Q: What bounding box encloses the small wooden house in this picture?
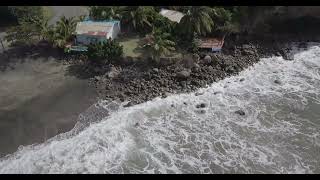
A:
[65,20,121,52]
[198,36,225,52]
[75,20,121,45]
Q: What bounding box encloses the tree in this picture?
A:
[142,28,176,62]
[121,6,156,33]
[178,6,214,37]
[88,6,124,21]
[87,39,123,64]
[5,14,50,45]
[8,6,45,23]
[50,16,77,48]
[209,7,240,35]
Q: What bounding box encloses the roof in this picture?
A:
[159,9,185,23]
[198,38,224,49]
[75,20,119,36]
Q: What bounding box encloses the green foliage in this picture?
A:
[49,16,77,48]
[8,6,45,23]
[88,6,123,21]
[4,6,52,45]
[142,28,176,62]
[152,13,176,34]
[87,39,123,64]
[178,6,214,37]
[121,6,156,34]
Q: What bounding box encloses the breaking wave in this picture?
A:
[0,43,320,174]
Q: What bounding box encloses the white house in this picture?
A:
[75,20,121,45]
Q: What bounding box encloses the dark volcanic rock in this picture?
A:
[235,110,245,116]
[196,103,207,108]
[211,54,220,65]
[203,55,212,65]
[176,69,191,79]
[195,92,204,96]
[92,33,304,107]
[197,109,206,114]
[274,79,282,84]
[107,66,120,79]
[124,101,134,107]
[192,63,201,72]
[213,91,222,95]
[152,68,159,73]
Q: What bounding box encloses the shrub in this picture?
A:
[87,39,123,64]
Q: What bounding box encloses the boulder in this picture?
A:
[176,69,191,79]
[211,54,220,65]
[192,54,200,63]
[235,110,245,116]
[152,68,159,73]
[124,101,134,107]
[196,109,206,114]
[242,44,257,55]
[274,79,282,84]
[196,103,207,108]
[107,66,120,79]
[203,55,212,64]
[94,76,101,81]
[182,55,196,68]
[195,92,204,96]
[192,63,201,72]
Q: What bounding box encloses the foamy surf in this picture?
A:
[0,43,320,174]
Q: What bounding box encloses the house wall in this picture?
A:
[112,22,121,39]
[76,34,107,45]
[75,21,121,44]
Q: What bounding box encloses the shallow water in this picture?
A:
[0,43,319,174]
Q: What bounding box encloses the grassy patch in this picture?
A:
[118,35,145,58]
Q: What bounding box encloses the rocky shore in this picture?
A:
[87,36,304,107]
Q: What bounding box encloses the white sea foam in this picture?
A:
[0,43,320,174]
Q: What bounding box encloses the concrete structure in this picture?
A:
[159,9,185,23]
[75,20,121,45]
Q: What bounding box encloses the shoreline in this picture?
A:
[90,36,315,107]
[0,50,98,157]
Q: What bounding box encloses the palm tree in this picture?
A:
[142,28,176,62]
[121,6,155,32]
[89,6,123,21]
[178,6,214,37]
[52,16,77,48]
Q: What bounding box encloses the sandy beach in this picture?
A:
[0,55,98,157]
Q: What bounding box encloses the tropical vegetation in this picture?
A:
[87,39,124,64]
[142,28,176,62]
[3,6,305,63]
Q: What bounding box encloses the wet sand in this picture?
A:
[0,56,98,157]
